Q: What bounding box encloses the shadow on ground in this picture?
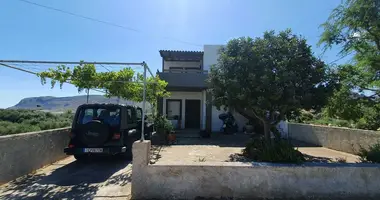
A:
[150,145,163,164]
[175,133,251,147]
[0,157,131,200]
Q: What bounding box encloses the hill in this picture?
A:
[9,95,149,111]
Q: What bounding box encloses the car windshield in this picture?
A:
[78,107,120,126]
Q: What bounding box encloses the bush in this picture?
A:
[153,115,173,132]
[242,136,305,163]
[358,141,380,163]
[0,109,73,135]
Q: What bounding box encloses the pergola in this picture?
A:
[0,59,155,141]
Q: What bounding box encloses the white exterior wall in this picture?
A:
[204,45,225,132]
[163,91,204,129]
[204,44,250,132]
[202,90,206,130]
[163,60,201,70]
[203,45,223,72]
[232,111,249,132]
[211,106,224,132]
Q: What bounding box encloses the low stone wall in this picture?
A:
[132,141,380,199]
[0,128,70,184]
[288,123,380,154]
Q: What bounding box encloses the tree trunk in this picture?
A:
[86,88,89,103]
[262,120,271,142]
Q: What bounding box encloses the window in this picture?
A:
[136,108,142,121]
[126,107,133,123]
[78,107,120,126]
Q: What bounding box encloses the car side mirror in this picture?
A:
[144,115,148,120]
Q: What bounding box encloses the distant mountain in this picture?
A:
[9,95,150,111]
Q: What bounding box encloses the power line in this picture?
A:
[99,64,111,72]
[0,59,143,65]
[17,0,203,47]
[0,62,106,94]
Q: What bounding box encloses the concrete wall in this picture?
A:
[289,123,380,154]
[0,128,70,184]
[132,141,380,199]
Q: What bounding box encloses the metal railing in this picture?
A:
[162,68,208,74]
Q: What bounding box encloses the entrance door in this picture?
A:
[185,100,201,129]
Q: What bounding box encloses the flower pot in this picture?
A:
[167,132,176,143]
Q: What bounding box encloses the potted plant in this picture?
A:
[153,115,174,145]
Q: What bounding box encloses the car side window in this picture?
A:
[126,107,133,124]
[136,108,142,121]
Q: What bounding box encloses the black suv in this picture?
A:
[64,103,152,161]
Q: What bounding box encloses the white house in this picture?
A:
[157,45,248,132]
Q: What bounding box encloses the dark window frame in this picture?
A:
[166,99,182,120]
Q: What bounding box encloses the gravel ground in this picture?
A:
[150,133,360,164]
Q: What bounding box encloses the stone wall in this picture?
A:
[132,141,380,200]
[288,123,380,154]
[0,128,70,184]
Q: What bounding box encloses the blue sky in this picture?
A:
[0,0,346,108]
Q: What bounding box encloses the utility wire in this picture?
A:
[0,62,106,94]
[17,0,203,47]
[99,64,111,72]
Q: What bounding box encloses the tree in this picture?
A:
[208,30,327,141]
[37,62,169,115]
[132,74,170,116]
[319,0,380,98]
[318,0,380,129]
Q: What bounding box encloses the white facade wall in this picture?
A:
[163,91,204,129]
[163,60,201,70]
[203,45,223,71]
[204,44,250,132]
[211,106,225,132]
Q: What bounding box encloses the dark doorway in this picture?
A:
[185,100,201,129]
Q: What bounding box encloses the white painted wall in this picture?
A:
[203,45,223,72]
[163,91,204,129]
[201,90,206,130]
[232,111,249,132]
[211,106,224,132]
[163,61,201,70]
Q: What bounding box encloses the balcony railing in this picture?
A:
[163,68,208,74]
[157,69,208,90]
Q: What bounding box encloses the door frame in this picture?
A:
[166,99,182,120]
[185,99,201,129]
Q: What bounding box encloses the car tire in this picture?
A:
[74,154,89,162]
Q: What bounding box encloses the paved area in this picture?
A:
[0,156,132,200]
[151,133,360,164]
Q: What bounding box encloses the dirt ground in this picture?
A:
[150,133,360,164]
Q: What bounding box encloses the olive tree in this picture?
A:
[208,30,327,141]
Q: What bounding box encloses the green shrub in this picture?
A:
[358,141,380,163]
[0,109,73,135]
[153,115,173,132]
[242,136,305,163]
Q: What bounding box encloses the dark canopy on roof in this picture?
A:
[159,50,203,61]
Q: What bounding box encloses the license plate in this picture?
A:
[83,148,103,153]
